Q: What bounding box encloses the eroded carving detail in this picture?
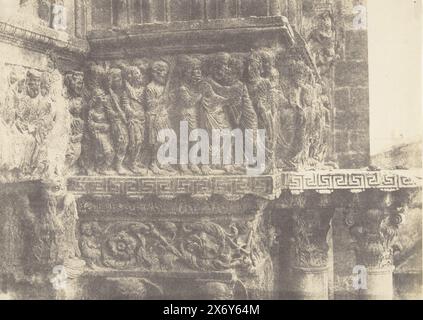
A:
[290,208,333,269]
[0,62,70,182]
[62,50,332,176]
[344,193,405,269]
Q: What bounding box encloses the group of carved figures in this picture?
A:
[80,50,331,176]
[0,61,73,180]
[0,48,331,179]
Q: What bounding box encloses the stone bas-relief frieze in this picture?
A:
[0,38,334,181]
[76,50,332,177]
[0,61,71,183]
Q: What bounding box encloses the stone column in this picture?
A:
[287,194,335,300]
[344,190,408,300]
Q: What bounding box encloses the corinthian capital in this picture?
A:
[290,208,334,269]
[344,190,410,270]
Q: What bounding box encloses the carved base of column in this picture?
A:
[289,266,329,300]
[76,268,274,300]
[358,267,394,300]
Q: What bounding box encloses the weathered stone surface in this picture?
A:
[335,61,369,87]
[345,30,368,61]
[0,0,420,301]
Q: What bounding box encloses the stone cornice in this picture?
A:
[66,170,421,200]
[87,16,295,59]
[0,20,89,59]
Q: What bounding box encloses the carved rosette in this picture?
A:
[79,215,270,275]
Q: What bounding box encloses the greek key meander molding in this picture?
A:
[67,170,421,199]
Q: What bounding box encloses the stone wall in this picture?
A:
[333,0,370,168]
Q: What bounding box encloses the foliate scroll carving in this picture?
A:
[344,193,405,270]
[79,215,270,275]
[76,195,259,217]
[290,208,334,269]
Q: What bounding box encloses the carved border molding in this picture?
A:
[67,170,421,199]
[280,170,421,194]
[67,175,278,200]
[87,16,295,58]
[0,20,89,58]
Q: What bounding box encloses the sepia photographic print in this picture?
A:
[0,0,421,303]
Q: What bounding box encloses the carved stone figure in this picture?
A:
[307,11,338,81]
[176,55,204,174]
[80,222,102,269]
[2,69,26,126]
[31,179,84,270]
[301,82,329,167]
[44,55,72,178]
[259,49,284,98]
[246,50,276,173]
[122,65,147,174]
[17,70,55,175]
[202,52,257,174]
[64,71,85,174]
[0,69,27,173]
[144,60,177,175]
[106,68,131,175]
[87,88,115,174]
[275,60,308,170]
[80,64,107,175]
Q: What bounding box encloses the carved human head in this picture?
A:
[122,65,143,88]
[179,55,202,84]
[151,60,169,85]
[86,64,106,90]
[259,49,275,77]
[246,51,263,81]
[92,88,107,107]
[319,11,333,32]
[108,68,124,91]
[26,70,41,98]
[212,52,231,85]
[64,71,84,97]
